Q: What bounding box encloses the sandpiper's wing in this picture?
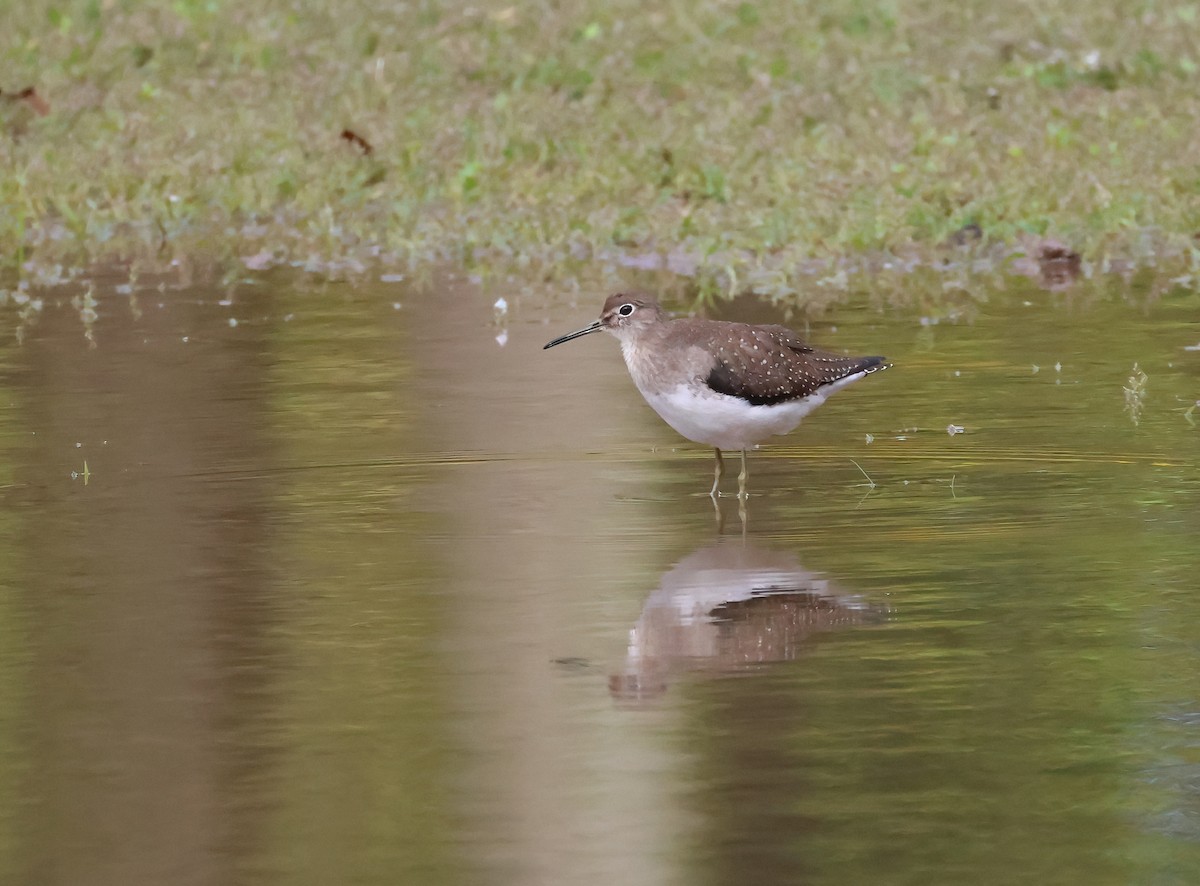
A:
[702,322,888,407]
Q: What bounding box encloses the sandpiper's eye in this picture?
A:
[618,303,635,317]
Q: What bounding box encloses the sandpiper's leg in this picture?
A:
[710,448,724,498]
[737,449,749,500]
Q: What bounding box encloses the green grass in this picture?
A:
[4,0,1200,299]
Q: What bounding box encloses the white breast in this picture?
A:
[635,372,868,451]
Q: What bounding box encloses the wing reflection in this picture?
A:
[611,539,884,701]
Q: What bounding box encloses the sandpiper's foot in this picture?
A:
[736,449,748,500]
[710,447,724,498]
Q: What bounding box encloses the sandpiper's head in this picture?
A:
[543,293,667,349]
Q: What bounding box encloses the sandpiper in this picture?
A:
[544,293,889,498]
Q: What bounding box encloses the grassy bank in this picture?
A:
[4,0,1200,297]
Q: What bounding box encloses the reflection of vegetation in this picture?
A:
[5,1,1200,296]
[1124,363,1148,426]
[70,286,98,347]
[5,290,43,345]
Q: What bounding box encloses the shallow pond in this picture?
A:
[0,270,1197,884]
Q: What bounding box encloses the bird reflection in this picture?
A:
[610,539,883,702]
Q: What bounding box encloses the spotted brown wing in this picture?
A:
[703,323,887,406]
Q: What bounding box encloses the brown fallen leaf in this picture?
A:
[1009,236,1083,291]
[1037,237,1081,288]
[947,222,983,247]
[340,128,373,155]
[1037,238,1080,265]
[1,86,50,116]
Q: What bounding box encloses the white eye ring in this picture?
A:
[618,303,635,316]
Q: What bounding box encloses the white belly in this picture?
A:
[635,373,867,451]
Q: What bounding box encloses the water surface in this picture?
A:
[0,271,1197,884]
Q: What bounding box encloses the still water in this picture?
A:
[0,270,1197,884]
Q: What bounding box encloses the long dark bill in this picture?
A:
[543,321,603,349]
